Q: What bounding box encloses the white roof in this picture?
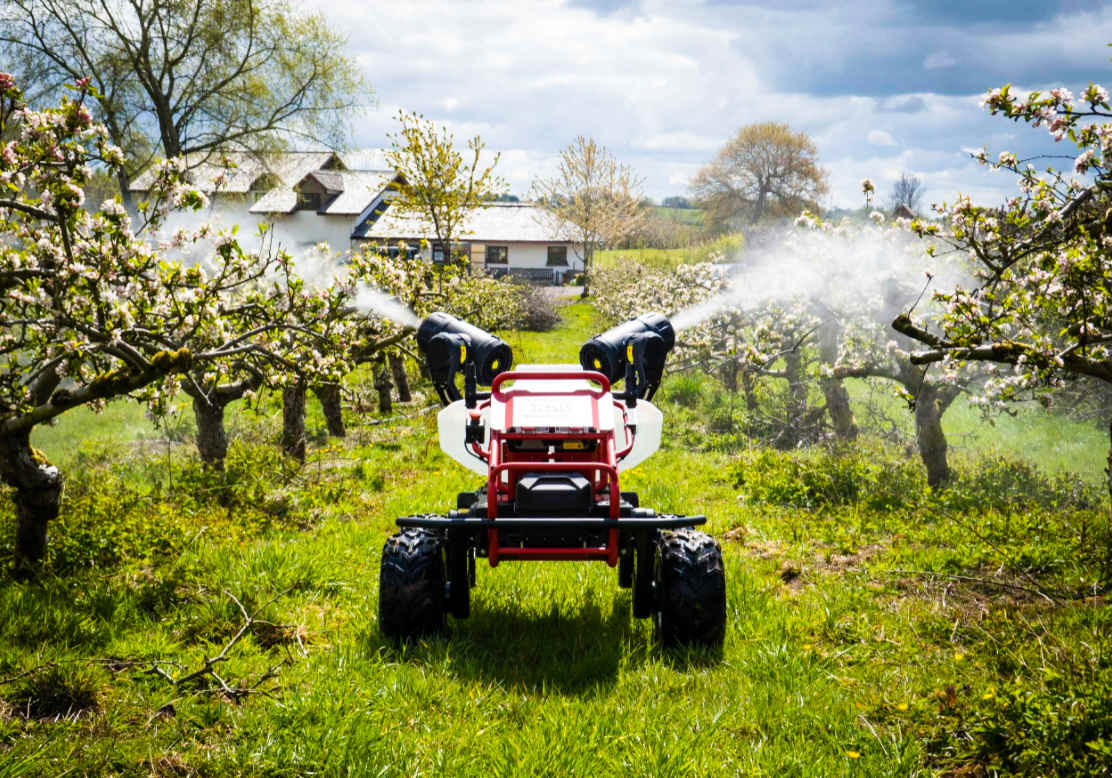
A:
[129,151,339,194]
[249,169,398,215]
[364,203,579,243]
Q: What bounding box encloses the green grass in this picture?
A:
[2,306,1111,776]
[595,233,744,271]
[652,206,704,226]
[845,377,1108,484]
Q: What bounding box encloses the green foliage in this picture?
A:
[664,373,704,408]
[385,110,504,256]
[732,445,1099,515]
[937,456,1102,514]
[956,663,1112,775]
[733,445,925,511]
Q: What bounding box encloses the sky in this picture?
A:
[309,0,1112,210]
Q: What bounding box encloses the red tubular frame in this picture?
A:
[484,370,625,568]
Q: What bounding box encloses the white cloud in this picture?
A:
[867,129,897,147]
[633,132,722,152]
[301,0,1105,207]
[923,50,959,70]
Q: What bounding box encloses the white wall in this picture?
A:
[262,211,355,256]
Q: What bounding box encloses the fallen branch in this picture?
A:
[883,568,1059,604]
[144,589,288,702]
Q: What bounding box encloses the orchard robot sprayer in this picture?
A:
[378,312,726,646]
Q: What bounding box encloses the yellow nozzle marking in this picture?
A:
[626,344,634,362]
[491,359,499,370]
[460,344,467,363]
[593,358,601,369]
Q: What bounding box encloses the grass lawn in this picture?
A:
[2,302,1110,776]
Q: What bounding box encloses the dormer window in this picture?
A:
[297,191,322,211]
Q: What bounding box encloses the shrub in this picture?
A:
[942,456,1101,513]
[949,666,1112,775]
[508,280,560,332]
[732,445,925,511]
[666,374,704,408]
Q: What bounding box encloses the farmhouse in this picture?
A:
[355,202,583,284]
[130,151,583,282]
[249,168,403,253]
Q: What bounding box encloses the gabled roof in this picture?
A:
[249,169,399,215]
[363,203,579,243]
[129,151,342,194]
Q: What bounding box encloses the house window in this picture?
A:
[382,242,418,260]
[486,245,508,264]
[296,191,321,211]
[432,243,446,264]
[546,246,568,267]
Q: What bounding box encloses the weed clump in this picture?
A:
[732,446,1100,515]
[3,664,99,720]
[732,445,924,511]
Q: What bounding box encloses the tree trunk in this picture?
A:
[389,354,412,403]
[313,384,345,438]
[0,431,63,565]
[780,345,808,448]
[192,394,229,469]
[1106,417,1112,502]
[741,369,759,413]
[282,382,306,462]
[719,358,739,392]
[821,376,859,441]
[373,360,393,415]
[818,314,858,440]
[914,383,951,489]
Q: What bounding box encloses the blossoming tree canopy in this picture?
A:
[0,75,354,563]
[892,76,1112,493]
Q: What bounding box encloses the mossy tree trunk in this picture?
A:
[389,354,411,403]
[833,360,960,490]
[313,383,345,438]
[191,394,230,469]
[913,381,959,489]
[0,430,63,565]
[282,381,307,462]
[183,379,258,470]
[1106,418,1112,502]
[374,359,393,415]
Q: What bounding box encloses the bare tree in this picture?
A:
[531,136,646,296]
[889,173,924,214]
[0,0,366,204]
[691,122,828,231]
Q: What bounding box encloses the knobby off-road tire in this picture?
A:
[655,528,726,648]
[379,528,446,640]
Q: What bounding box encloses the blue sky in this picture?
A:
[310,0,1112,209]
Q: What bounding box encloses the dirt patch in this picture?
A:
[885,567,1053,617]
[813,543,887,573]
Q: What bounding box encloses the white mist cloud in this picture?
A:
[670,225,969,332]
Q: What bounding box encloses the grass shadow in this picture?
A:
[372,594,651,697]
